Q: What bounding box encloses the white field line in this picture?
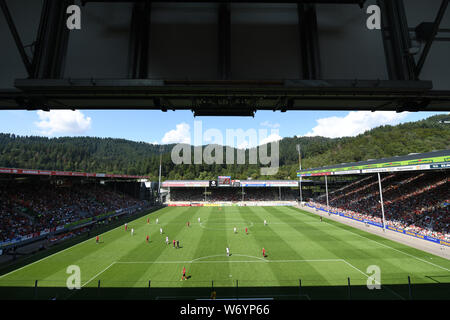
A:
[115,260,342,264]
[0,209,171,280]
[81,262,116,288]
[0,225,123,280]
[298,208,450,272]
[115,257,343,264]
[341,259,406,300]
[339,225,450,272]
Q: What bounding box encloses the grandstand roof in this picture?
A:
[298,149,450,176]
[0,167,149,180]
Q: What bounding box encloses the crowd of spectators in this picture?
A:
[170,187,298,202]
[0,182,149,243]
[312,171,449,240]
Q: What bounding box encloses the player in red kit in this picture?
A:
[146,235,149,242]
[124,223,127,231]
[181,266,187,280]
[147,218,150,224]
[262,248,266,258]
[245,227,248,235]
[96,235,99,243]
[187,221,190,227]
[173,239,176,248]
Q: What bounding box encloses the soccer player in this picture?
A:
[96,235,99,243]
[165,236,169,245]
[131,228,134,236]
[156,218,159,224]
[198,217,201,223]
[146,235,149,242]
[125,223,128,231]
[320,216,323,222]
[226,247,230,256]
[160,227,163,235]
[176,240,180,249]
[173,239,176,248]
[264,219,267,226]
[245,227,248,235]
[147,218,149,224]
[234,227,237,234]
[262,248,266,258]
[187,221,190,227]
[181,266,187,281]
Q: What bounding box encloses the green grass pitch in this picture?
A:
[0,206,449,300]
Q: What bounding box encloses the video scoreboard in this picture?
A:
[217,176,231,187]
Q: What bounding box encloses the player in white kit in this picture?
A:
[131,228,134,236]
[226,247,230,256]
[160,227,163,234]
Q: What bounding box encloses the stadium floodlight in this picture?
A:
[158,147,162,203]
[296,144,303,204]
[377,172,387,232]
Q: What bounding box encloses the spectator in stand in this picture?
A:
[311,171,449,240]
[0,182,149,243]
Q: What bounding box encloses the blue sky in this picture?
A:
[0,110,445,147]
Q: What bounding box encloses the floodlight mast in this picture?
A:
[325,175,329,213]
[158,150,162,203]
[297,144,303,204]
[378,172,387,232]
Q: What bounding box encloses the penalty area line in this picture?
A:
[81,262,116,288]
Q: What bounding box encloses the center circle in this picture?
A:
[199,219,254,230]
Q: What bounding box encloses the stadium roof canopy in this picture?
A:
[1,1,450,116]
[0,167,149,180]
[298,149,450,177]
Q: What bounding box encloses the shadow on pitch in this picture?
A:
[0,282,449,300]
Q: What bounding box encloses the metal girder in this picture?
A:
[128,1,151,79]
[218,3,231,80]
[32,0,73,79]
[415,0,449,78]
[81,0,365,4]
[378,0,416,81]
[0,0,33,76]
[297,2,321,80]
[2,78,448,115]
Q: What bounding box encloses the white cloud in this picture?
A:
[260,121,280,128]
[35,110,92,135]
[260,132,282,145]
[161,123,191,144]
[304,111,409,138]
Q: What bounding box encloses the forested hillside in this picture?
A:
[0,114,448,180]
